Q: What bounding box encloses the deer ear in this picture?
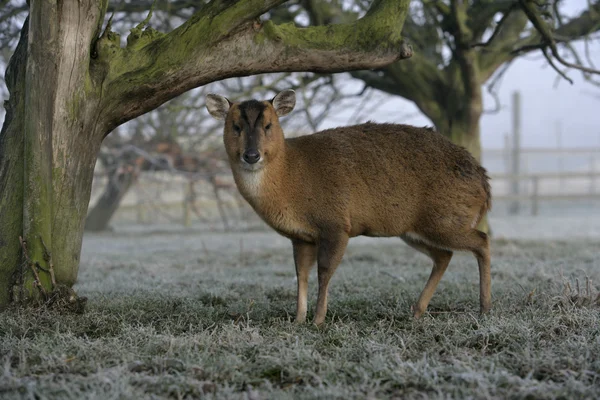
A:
[271,89,296,117]
[206,94,231,120]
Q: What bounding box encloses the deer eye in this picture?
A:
[265,123,272,130]
[233,124,241,136]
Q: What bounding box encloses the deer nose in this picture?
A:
[242,149,261,164]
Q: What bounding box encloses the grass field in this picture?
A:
[1,218,600,399]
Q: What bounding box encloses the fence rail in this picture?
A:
[490,172,600,215]
[484,147,600,155]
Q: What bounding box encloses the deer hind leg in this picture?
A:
[421,229,491,315]
[313,232,349,326]
[401,235,453,318]
[472,231,491,315]
[292,239,317,323]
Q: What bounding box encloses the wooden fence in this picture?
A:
[490,171,600,216]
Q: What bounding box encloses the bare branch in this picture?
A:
[467,0,518,41]
[471,6,516,48]
[483,59,514,114]
[542,47,573,84]
[450,0,480,103]
[516,0,600,78]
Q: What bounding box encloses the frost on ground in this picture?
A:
[1,215,599,399]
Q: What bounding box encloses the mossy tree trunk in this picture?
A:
[0,17,27,308]
[0,0,412,309]
[0,2,109,307]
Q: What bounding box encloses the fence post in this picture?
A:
[509,91,521,215]
[503,133,511,176]
[591,155,596,194]
[136,184,145,224]
[557,121,564,187]
[183,181,192,227]
[531,176,539,216]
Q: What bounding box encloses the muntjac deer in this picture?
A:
[206,90,492,325]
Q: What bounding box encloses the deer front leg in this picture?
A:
[313,232,349,326]
[292,239,317,323]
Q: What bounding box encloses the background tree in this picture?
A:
[0,0,412,309]
[301,0,600,160]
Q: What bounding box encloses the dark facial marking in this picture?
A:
[238,100,267,152]
[239,100,266,129]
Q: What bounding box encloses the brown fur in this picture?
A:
[210,93,492,325]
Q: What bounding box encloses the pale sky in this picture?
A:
[481,45,600,149]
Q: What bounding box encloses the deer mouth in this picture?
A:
[239,157,264,171]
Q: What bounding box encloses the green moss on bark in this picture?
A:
[256,3,407,52]
[0,18,28,308]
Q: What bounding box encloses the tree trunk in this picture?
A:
[22,1,60,300]
[0,18,27,309]
[438,117,482,161]
[1,2,107,307]
[85,166,139,232]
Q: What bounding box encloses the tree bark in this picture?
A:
[1,1,108,305]
[0,0,412,308]
[0,18,27,309]
[21,0,60,299]
[433,104,482,161]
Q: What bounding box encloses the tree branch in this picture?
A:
[467,0,517,41]
[450,0,480,103]
[541,46,573,84]
[350,51,446,124]
[478,10,529,81]
[96,0,412,131]
[552,0,600,39]
[478,0,600,84]
[483,59,513,114]
[471,5,516,48]
[450,0,473,46]
[518,0,600,77]
[106,0,199,14]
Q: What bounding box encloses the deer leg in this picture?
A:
[314,232,349,326]
[292,239,317,323]
[473,232,491,314]
[401,235,453,318]
[417,229,491,315]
